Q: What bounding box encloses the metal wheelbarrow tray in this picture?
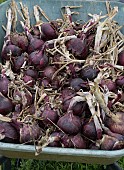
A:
[0,0,124,165]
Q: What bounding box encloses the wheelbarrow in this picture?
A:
[0,0,123,169]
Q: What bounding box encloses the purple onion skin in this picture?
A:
[61,88,75,103]
[13,89,33,108]
[105,112,124,136]
[24,69,38,79]
[81,65,98,81]
[71,134,86,149]
[20,123,41,143]
[100,135,117,150]
[70,78,89,92]
[48,132,64,147]
[0,122,19,143]
[41,23,58,40]
[10,33,29,51]
[0,73,9,96]
[28,37,44,54]
[89,143,100,150]
[72,102,86,117]
[115,76,124,88]
[12,53,26,73]
[62,99,71,112]
[42,108,59,124]
[61,134,73,148]
[29,50,48,69]
[2,45,22,60]
[100,79,117,92]
[57,112,82,135]
[41,78,50,87]
[118,50,124,66]
[43,66,56,80]
[0,92,13,115]
[82,120,97,140]
[66,38,88,60]
[23,75,35,87]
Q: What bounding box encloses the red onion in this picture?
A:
[12,53,27,73]
[71,134,86,149]
[0,122,19,143]
[23,75,35,87]
[70,78,88,92]
[115,76,124,88]
[71,101,87,117]
[100,79,117,92]
[42,107,59,124]
[41,78,50,87]
[81,65,98,80]
[57,111,81,135]
[24,68,38,79]
[13,89,32,108]
[82,119,97,140]
[28,35,44,54]
[61,88,75,103]
[0,73,9,96]
[118,50,124,66]
[66,38,88,59]
[29,49,48,69]
[48,132,63,147]
[61,134,73,148]
[20,123,41,143]
[41,22,58,40]
[0,92,13,115]
[100,135,117,150]
[105,112,124,136]
[43,66,56,80]
[1,44,22,60]
[10,33,29,51]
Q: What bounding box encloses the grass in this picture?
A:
[10,158,124,170]
[0,0,124,169]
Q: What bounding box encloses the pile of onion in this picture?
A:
[0,0,123,155]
